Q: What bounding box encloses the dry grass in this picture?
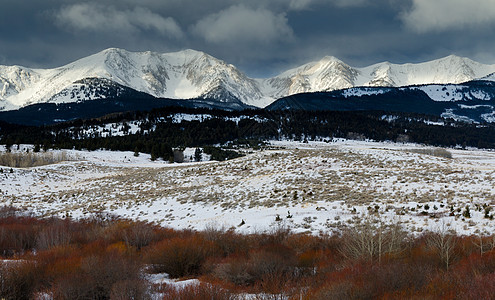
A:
[0,151,70,168]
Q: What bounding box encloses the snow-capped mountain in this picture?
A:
[0,48,264,111]
[1,48,495,112]
[259,56,359,99]
[259,55,495,100]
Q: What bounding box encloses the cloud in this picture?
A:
[330,0,368,8]
[401,0,495,33]
[54,3,183,38]
[191,4,294,45]
[288,0,314,10]
[274,0,369,10]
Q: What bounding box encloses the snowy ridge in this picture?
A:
[1,49,495,111]
[259,56,358,99]
[261,55,495,100]
[359,55,495,87]
[410,84,495,102]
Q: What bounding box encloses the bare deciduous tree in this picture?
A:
[122,221,155,250]
[472,232,495,257]
[340,218,408,263]
[35,220,72,250]
[425,223,457,271]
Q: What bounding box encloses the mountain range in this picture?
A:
[2,48,495,113]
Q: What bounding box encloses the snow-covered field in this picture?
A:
[2,140,495,235]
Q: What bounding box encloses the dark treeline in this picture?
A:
[1,107,495,159]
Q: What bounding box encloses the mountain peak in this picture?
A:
[319,56,342,63]
[101,47,127,53]
[433,54,472,63]
[98,47,134,58]
[432,54,478,66]
[441,54,465,60]
[174,49,207,56]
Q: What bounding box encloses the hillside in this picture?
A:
[267,80,495,123]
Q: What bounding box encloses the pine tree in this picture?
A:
[194,148,202,162]
[150,145,159,161]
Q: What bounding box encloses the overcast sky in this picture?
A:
[2,0,495,77]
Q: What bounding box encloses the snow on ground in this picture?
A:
[146,272,200,289]
[441,109,476,123]
[414,85,470,101]
[342,87,387,97]
[1,140,495,235]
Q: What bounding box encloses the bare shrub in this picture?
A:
[309,281,363,300]
[472,234,495,256]
[424,224,458,270]
[255,222,291,246]
[0,260,38,300]
[53,250,141,299]
[146,235,216,278]
[202,224,250,256]
[404,148,453,159]
[109,279,152,300]
[0,206,20,218]
[35,220,72,251]
[213,256,253,286]
[0,220,39,256]
[339,219,408,263]
[122,221,156,250]
[455,273,495,300]
[52,273,94,300]
[0,151,69,168]
[247,245,297,282]
[214,244,298,291]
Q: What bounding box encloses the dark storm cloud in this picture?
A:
[1,0,495,77]
[54,3,183,38]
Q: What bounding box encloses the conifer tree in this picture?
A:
[194,148,202,162]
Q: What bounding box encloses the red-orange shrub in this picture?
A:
[35,219,72,250]
[213,254,252,286]
[110,279,152,300]
[161,282,231,300]
[213,243,298,292]
[52,249,141,299]
[146,235,217,278]
[305,280,367,300]
[0,260,38,300]
[202,227,251,257]
[0,222,39,255]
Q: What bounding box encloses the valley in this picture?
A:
[2,140,495,236]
